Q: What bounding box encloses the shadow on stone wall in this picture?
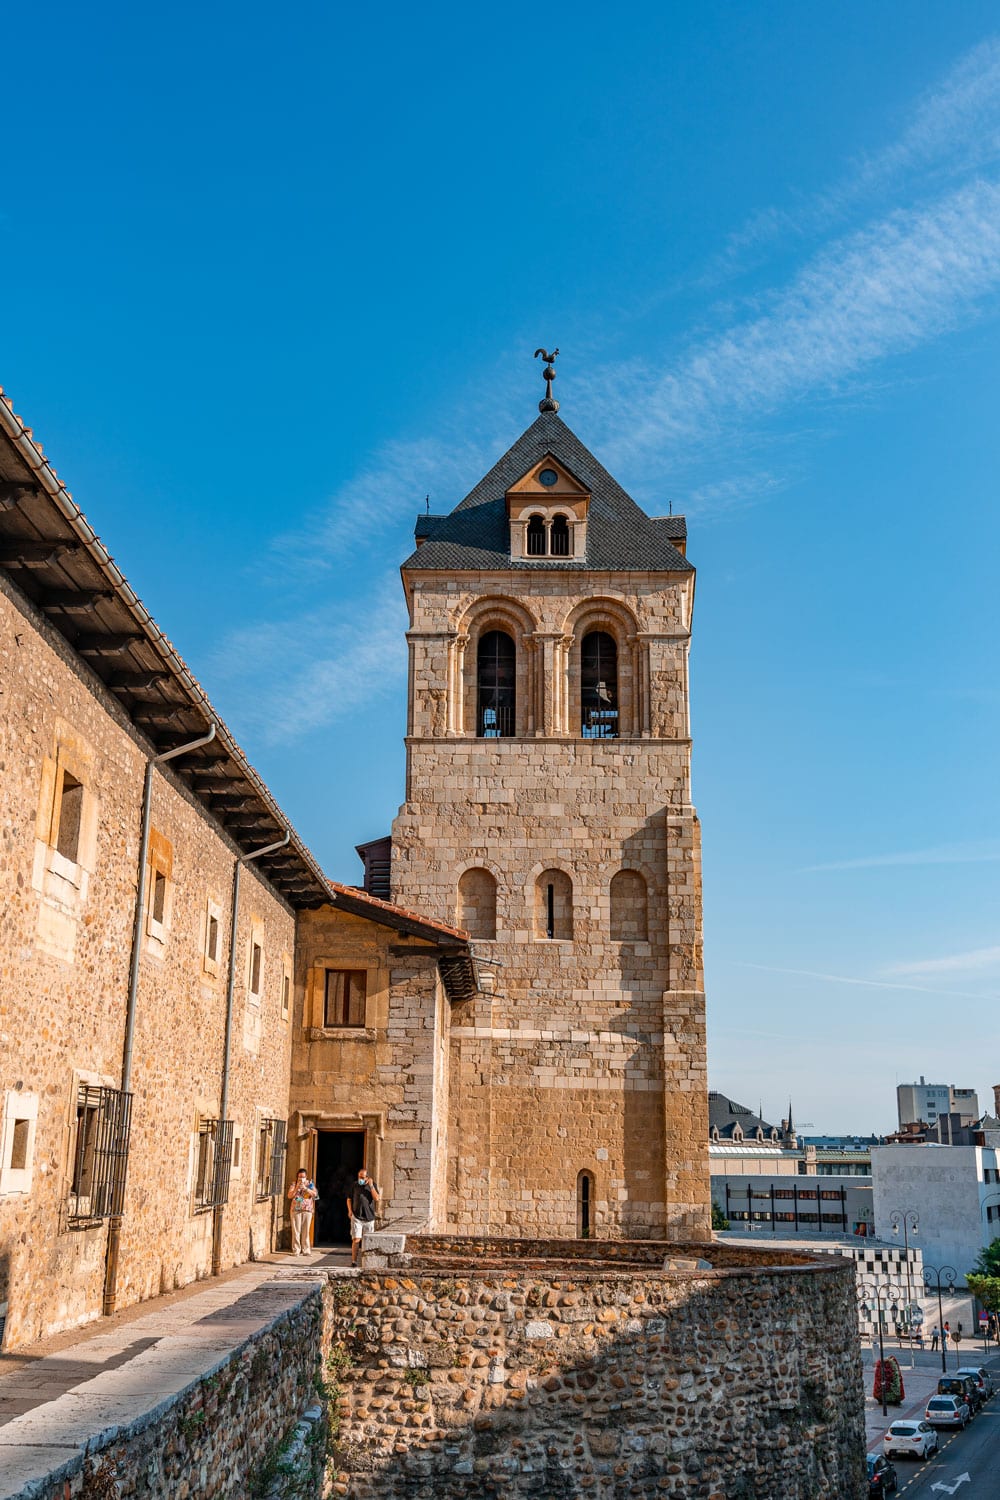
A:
[323,1253,868,1500]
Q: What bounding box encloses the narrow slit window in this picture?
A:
[281,971,291,1020]
[207,914,219,963]
[324,969,367,1028]
[10,1120,30,1173]
[55,772,84,863]
[249,941,263,995]
[546,883,555,939]
[577,1170,595,1238]
[151,870,167,925]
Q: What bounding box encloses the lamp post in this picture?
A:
[888,1208,919,1343]
[857,1275,905,1417]
[923,1262,958,1374]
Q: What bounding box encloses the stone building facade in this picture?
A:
[391,410,709,1239]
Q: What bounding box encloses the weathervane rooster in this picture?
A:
[534,347,560,412]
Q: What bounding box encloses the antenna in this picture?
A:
[425,495,430,514]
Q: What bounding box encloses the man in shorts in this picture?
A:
[347,1166,380,1266]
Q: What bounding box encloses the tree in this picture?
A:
[711,1201,730,1231]
[973,1237,1000,1278]
[966,1274,1000,1315]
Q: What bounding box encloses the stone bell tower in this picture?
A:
[390,358,709,1239]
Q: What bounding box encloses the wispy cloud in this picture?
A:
[800,842,1000,873]
[883,945,1000,978]
[732,960,995,1004]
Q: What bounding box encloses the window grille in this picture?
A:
[550,514,570,556]
[193,1117,234,1212]
[68,1085,132,1225]
[255,1117,287,1200]
[477,630,516,738]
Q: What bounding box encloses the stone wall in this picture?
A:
[0,569,295,1349]
[23,1286,326,1500]
[324,1240,867,1499]
[391,564,708,1241]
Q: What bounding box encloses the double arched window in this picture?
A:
[526,513,571,558]
[477,630,516,738]
[581,631,619,738]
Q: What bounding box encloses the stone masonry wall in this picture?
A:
[23,1285,326,1500]
[0,569,295,1348]
[324,1242,867,1500]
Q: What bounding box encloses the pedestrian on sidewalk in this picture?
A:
[347,1167,380,1267]
[287,1170,318,1255]
[931,1326,939,1351]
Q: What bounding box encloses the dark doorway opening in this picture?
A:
[314,1130,365,1245]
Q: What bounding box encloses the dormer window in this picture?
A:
[505,455,590,561]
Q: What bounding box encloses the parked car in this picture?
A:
[883,1420,938,1460]
[867,1454,898,1494]
[925,1394,970,1428]
[955,1365,993,1399]
[938,1375,981,1412]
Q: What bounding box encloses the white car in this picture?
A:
[883,1420,938,1461]
[955,1365,993,1399]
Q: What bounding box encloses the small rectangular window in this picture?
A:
[207,914,219,963]
[10,1120,29,1172]
[192,1117,233,1212]
[324,970,366,1028]
[249,941,262,995]
[151,869,166,925]
[281,971,291,1021]
[255,1118,287,1200]
[55,772,84,863]
[68,1084,132,1224]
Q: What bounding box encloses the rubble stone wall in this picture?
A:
[325,1246,867,1500]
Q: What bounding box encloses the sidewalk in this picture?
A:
[860,1343,1000,1452]
[0,1247,350,1499]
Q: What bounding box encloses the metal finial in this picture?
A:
[534,347,560,413]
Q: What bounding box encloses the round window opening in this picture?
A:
[538,467,558,487]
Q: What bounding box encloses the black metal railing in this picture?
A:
[68,1084,133,1224]
[582,708,619,739]
[479,704,514,738]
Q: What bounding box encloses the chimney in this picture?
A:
[993,1083,1000,1118]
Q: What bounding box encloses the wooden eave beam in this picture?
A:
[75,632,144,656]
[0,539,79,565]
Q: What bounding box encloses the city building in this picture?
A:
[871,1143,1000,1289]
[897,1077,979,1130]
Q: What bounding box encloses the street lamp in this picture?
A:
[857,1275,905,1417]
[923,1262,958,1374]
[888,1208,919,1342]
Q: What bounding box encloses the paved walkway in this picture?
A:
[0,1248,350,1499]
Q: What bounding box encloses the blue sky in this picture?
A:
[5,2,1000,1134]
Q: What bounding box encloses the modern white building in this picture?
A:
[896,1078,979,1129]
[871,1143,1000,1289]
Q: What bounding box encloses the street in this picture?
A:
[865,1349,1000,1499]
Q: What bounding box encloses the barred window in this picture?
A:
[255,1118,287,1201]
[192,1117,234,1213]
[68,1085,132,1225]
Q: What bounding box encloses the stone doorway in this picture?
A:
[314,1130,365,1245]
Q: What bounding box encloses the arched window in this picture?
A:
[581,631,618,738]
[577,1170,595,1238]
[550,514,570,557]
[457,868,497,940]
[609,870,648,941]
[477,630,515,738]
[526,514,546,556]
[534,868,573,939]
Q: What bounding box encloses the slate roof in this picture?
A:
[708,1090,779,1141]
[403,411,692,574]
